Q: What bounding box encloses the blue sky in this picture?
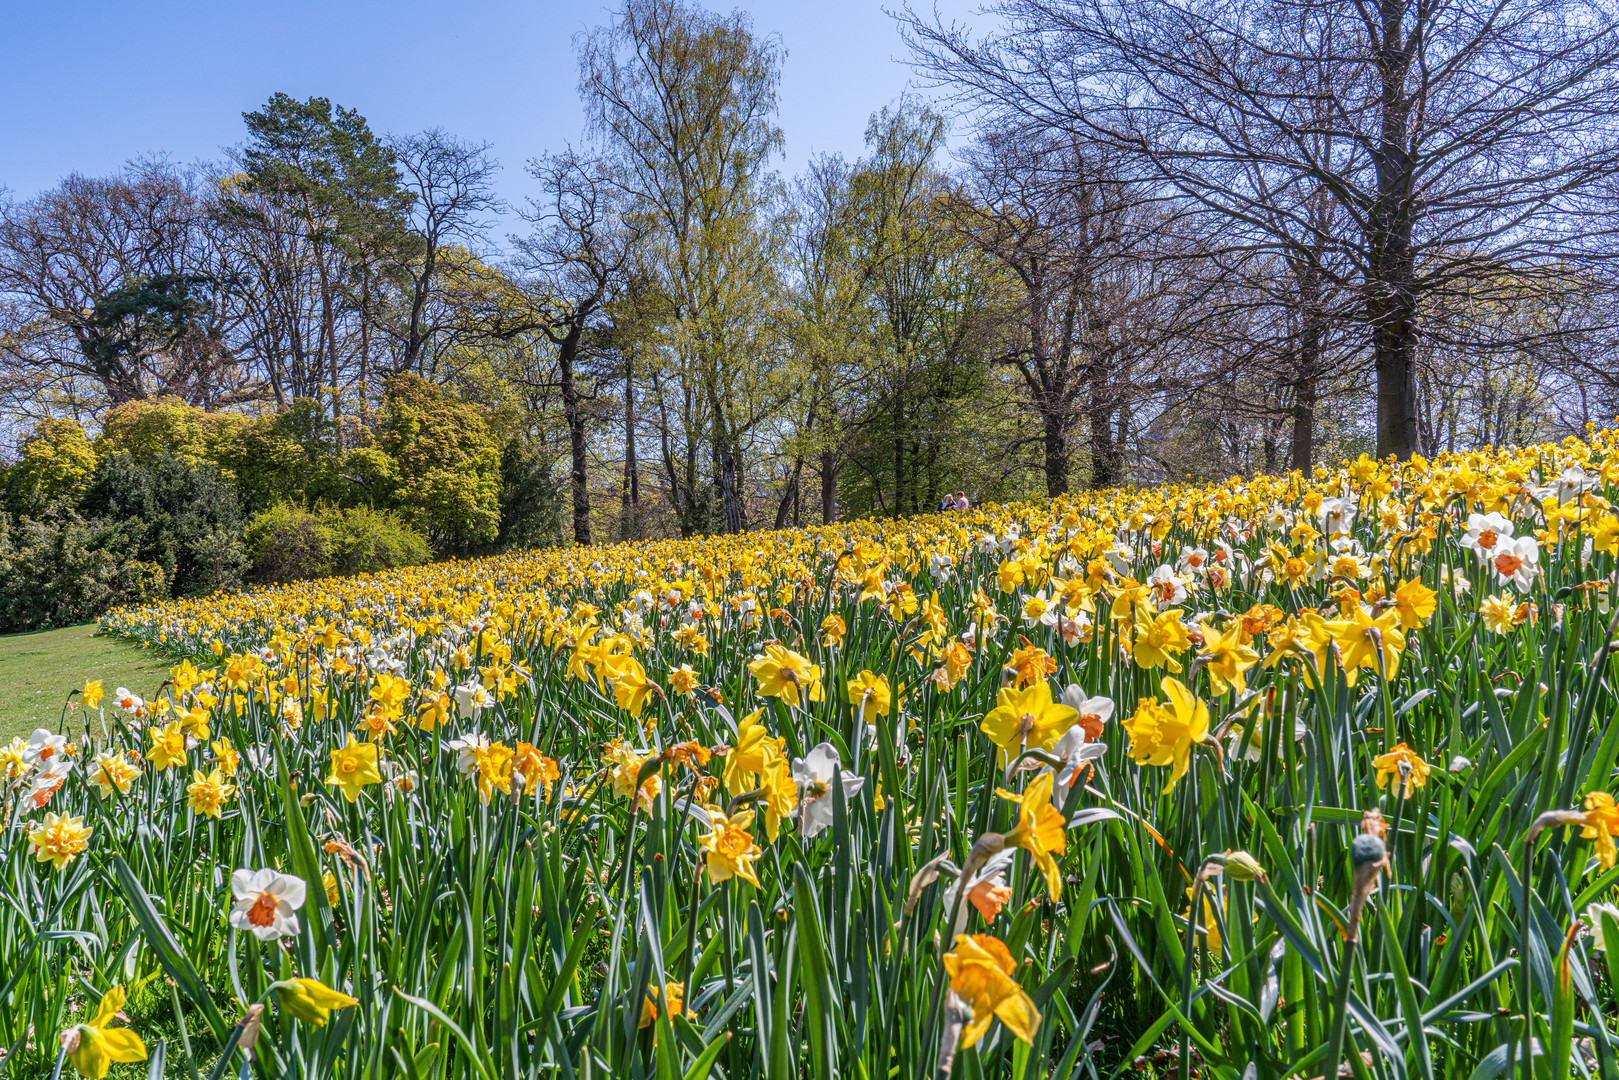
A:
[0,0,980,212]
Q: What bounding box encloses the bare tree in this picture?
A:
[389,129,503,377]
[0,161,253,413]
[509,151,640,547]
[905,0,1619,460]
[580,0,786,535]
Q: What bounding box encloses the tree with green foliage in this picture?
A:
[80,451,247,597]
[235,92,418,417]
[80,273,237,406]
[5,418,97,516]
[375,374,501,552]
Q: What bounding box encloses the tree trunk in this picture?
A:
[1370,0,1421,461]
[1042,410,1069,497]
[621,352,639,541]
[404,244,435,374]
[821,448,836,524]
[892,382,906,518]
[719,443,742,534]
[1371,307,1421,459]
[1088,402,1118,489]
[773,458,802,530]
[559,328,591,546]
[1291,369,1316,473]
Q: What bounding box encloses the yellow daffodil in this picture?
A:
[639,981,685,1029]
[275,978,358,1026]
[1328,605,1405,685]
[513,742,559,799]
[1581,792,1619,870]
[1130,608,1190,672]
[186,767,236,819]
[325,736,382,803]
[1390,578,1437,631]
[62,985,146,1078]
[210,737,240,776]
[1198,621,1260,697]
[980,682,1079,770]
[89,752,138,798]
[698,806,762,887]
[942,934,1041,1048]
[847,670,892,723]
[1000,771,1067,899]
[723,709,781,795]
[747,643,824,707]
[146,722,188,771]
[1122,677,1210,793]
[820,613,847,648]
[1371,742,1430,799]
[28,811,91,870]
[609,654,658,718]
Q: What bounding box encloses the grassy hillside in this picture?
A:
[0,623,173,744]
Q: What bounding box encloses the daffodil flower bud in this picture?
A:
[273,978,358,1027]
[1222,850,1267,882]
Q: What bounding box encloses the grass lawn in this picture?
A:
[0,623,175,744]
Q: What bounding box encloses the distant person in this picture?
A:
[954,491,970,512]
[939,494,955,512]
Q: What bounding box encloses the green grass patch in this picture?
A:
[0,623,174,744]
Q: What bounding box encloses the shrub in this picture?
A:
[97,396,246,469]
[217,399,402,513]
[0,512,148,632]
[243,505,332,583]
[326,505,430,576]
[245,504,429,584]
[493,441,564,552]
[80,451,245,596]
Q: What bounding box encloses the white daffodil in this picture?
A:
[1106,540,1136,575]
[1586,901,1619,956]
[454,681,494,719]
[791,743,864,839]
[1020,589,1059,627]
[1056,612,1092,648]
[1044,724,1108,790]
[1319,496,1357,536]
[229,868,307,941]
[1145,564,1189,609]
[1461,512,1514,563]
[1226,715,1308,762]
[22,727,67,766]
[1537,465,1593,505]
[23,756,71,810]
[1175,546,1211,575]
[943,848,1016,936]
[448,732,492,779]
[1488,535,1540,592]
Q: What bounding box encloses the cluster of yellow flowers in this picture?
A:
[31,427,1615,1056]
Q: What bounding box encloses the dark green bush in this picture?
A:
[0,512,165,632]
[493,441,565,552]
[80,451,245,596]
[245,504,429,584]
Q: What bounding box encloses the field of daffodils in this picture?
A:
[6,433,1619,1080]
